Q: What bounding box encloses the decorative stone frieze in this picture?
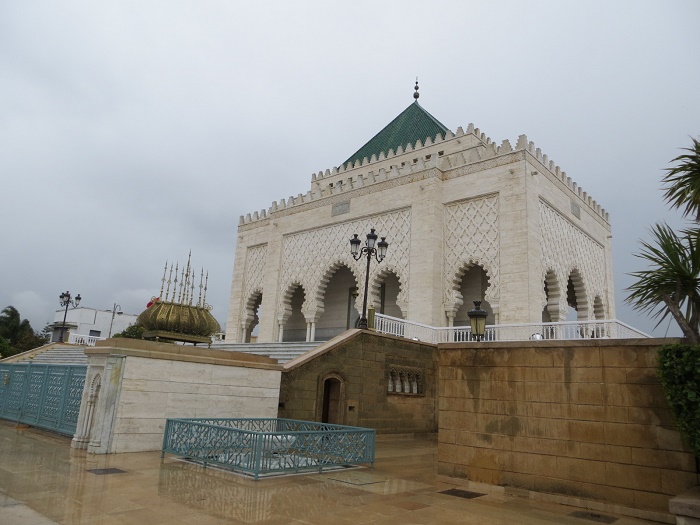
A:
[443,195,500,311]
[539,199,607,319]
[278,209,411,320]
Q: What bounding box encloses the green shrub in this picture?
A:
[658,343,700,457]
[113,323,145,339]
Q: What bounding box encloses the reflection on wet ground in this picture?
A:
[0,420,666,524]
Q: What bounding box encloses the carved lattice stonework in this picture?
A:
[278,209,411,320]
[443,195,500,309]
[243,244,267,305]
[539,200,606,318]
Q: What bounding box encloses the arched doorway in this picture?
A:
[321,377,342,424]
[316,265,359,340]
[282,285,306,342]
[453,265,495,326]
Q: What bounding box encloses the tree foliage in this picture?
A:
[663,137,700,221]
[113,323,145,339]
[626,224,700,343]
[628,138,700,458]
[658,343,700,457]
[626,137,700,343]
[0,306,48,358]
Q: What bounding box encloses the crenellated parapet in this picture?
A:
[238,123,608,227]
[516,134,608,222]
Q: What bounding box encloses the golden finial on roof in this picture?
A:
[138,253,220,345]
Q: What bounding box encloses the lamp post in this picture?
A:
[108,303,123,338]
[350,228,389,329]
[467,300,488,341]
[58,291,82,343]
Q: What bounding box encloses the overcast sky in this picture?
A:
[1,1,698,338]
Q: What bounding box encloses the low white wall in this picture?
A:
[73,339,281,454]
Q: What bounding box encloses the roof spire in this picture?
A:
[414,77,419,100]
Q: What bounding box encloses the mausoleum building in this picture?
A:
[226,86,615,344]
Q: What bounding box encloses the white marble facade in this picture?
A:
[227,120,614,344]
[72,340,281,453]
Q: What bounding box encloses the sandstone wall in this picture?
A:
[438,338,698,514]
[279,331,438,434]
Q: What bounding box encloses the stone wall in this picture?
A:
[437,338,698,515]
[279,330,438,434]
[74,339,281,454]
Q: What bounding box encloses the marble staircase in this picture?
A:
[210,341,323,364]
[6,344,88,366]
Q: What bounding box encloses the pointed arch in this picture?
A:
[278,282,307,342]
[370,266,406,318]
[314,262,361,340]
[542,269,566,322]
[313,259,363,313]
[567,269,590,321]
[450,262,496,326]
[242,289,263,343]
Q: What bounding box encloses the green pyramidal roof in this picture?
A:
[343,101,450,168]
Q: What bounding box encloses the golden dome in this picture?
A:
[137,301,220,338]
[137,253,221,345]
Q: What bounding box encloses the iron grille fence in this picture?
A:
[0,362,87,436]
[373,313,650,343]
[162,418,376,479]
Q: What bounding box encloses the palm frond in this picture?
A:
[662,137,700,220]
[625,223,700,335]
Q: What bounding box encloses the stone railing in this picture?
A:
[68,333,105,346]
[373,314,650,344]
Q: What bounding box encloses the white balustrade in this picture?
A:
[373,314,649,344]
[68,333,105,346]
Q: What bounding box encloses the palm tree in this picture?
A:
[0,306,33,347]
[662,137,700,221]
[626,225,700,343]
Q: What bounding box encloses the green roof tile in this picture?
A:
[343,101,450,168]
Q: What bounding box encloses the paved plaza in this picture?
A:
[0,420,666,525]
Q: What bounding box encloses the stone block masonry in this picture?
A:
[73,339,281,454]
[437,337,698,517]
[279,330,438,434]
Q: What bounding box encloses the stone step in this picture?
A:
[210,341,323,364]
[16,345,88,366]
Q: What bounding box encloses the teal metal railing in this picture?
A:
[162,418,376,479]
[0,362,86,436]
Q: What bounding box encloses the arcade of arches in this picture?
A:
[243,266,405,343]
[243,263,607,342]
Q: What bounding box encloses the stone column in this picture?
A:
[407,172,444,325]
[277,322,284,343]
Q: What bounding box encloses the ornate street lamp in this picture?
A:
[467,300,488,341]
[59,291,81,342]
[108,303,123,338]
[350,228,389,329]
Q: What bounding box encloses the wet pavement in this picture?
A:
[0,420,667,524]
